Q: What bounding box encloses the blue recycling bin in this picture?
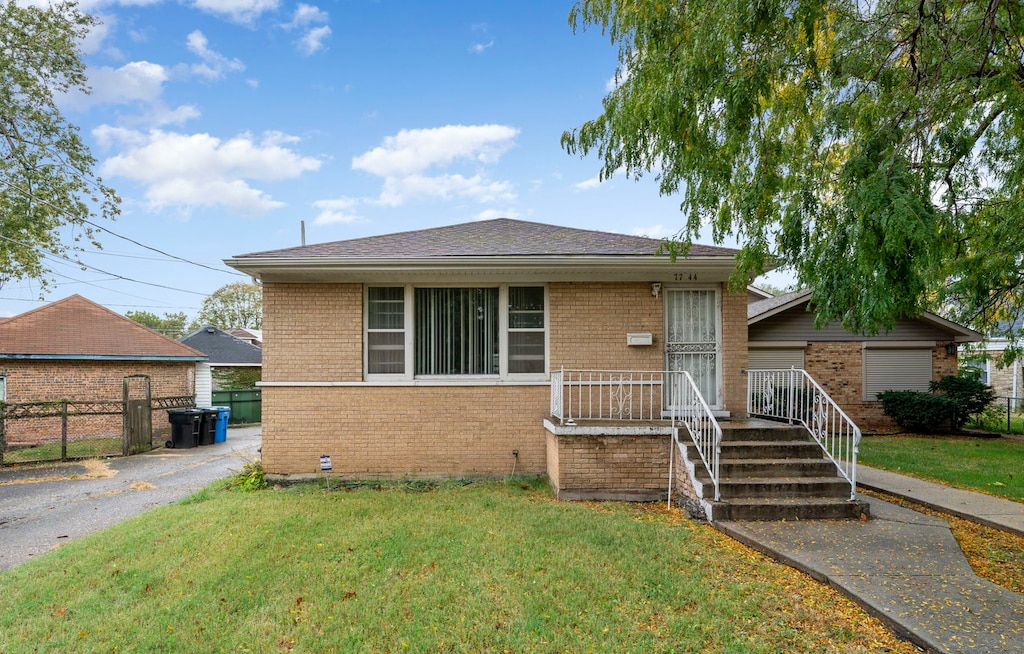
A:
[212,406,230,443]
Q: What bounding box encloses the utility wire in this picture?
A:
[0,233,210,296]
[0,177,248,277]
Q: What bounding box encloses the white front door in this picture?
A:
[665,288,722,409]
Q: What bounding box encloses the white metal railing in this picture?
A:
[552,369,664,422]
[747,368,861,499]
[667,370,722,502]
[549,369,722,502]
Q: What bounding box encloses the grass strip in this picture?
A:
[859,434,1024,501]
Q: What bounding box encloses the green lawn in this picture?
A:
[859,434,1024,501]
[0,478,915,653]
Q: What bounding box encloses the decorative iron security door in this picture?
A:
[664,289,721,410]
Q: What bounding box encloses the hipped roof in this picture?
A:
[180,325,262,365]
[225,218,745,284]
[0,295,206,360]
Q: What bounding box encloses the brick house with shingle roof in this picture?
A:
[226,218,751,497]
[0,295,206,445]
[180,325,262,402]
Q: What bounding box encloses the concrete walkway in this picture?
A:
[0,427,260,572]
[716,466,1024,654]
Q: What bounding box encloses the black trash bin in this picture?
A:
[197,408,218,445]
[167,409,201,449]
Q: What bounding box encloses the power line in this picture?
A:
[0,177,248,277]
[0,296,200,310]
[0,233,211,296]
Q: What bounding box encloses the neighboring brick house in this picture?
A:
[180,325,262,404]
[226,218,748,491]
[0,295,206,444]
[748,289,982,428]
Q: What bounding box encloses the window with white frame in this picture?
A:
[0,375,5,401]
[365,285,547,379]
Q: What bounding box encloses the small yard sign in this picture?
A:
[320,455,332,471]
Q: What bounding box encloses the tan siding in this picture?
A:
[750,307,957,342]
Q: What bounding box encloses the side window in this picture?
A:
[367,287,406,375]
[508,287,545,374]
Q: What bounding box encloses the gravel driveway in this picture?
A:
[0,426,261,572]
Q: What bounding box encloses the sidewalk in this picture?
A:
[857,465,1024,536]
[715,467,1024,654]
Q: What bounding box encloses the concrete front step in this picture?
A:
[711,476,853,500]
[719,425,810,442]
[716,458,838,479]
[709,497,871,521]
[718,440,825,460]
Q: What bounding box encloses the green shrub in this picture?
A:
[877,390,956,432]
[879,374,996,433]
[929,374,996,431]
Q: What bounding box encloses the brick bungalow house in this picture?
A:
[226,219,750,488]
[0,295,206,446]
[748,289,983,428]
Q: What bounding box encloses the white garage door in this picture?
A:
[863,348,932,400]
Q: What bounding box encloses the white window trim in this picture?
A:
[364,284,548,383]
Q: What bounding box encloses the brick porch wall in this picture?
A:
[802,343,959,428]
[545,430,672,501]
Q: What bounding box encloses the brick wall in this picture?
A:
[0,359,194,445]
[802,343,959,428]
[548,282,664,371]
[0,359,193,402]
[261,385,549,477]
[545,430,672,501]
[721,287,749,418]
[262,282,362,382]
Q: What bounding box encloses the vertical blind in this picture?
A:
[415,288,499,375]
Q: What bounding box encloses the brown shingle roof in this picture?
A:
[0,295,205,359]
[234,218,739,259]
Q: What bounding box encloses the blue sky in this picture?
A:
[2,0,784,320]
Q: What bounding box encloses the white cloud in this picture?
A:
[284,3,328,27]
[469,40,493,55]
[629,224,677,239]
[298,25,331,55]
[475,208,520,221]
[187,30,245,79]
[190,0,279,24]
[351,125,520,207]
[574,175,601,190]
[377,173,515,207]
[312,197,363,225]
[65,61,168,109]
[281,3,331,55]
[353,124,518,177]
[96,128,322,215]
